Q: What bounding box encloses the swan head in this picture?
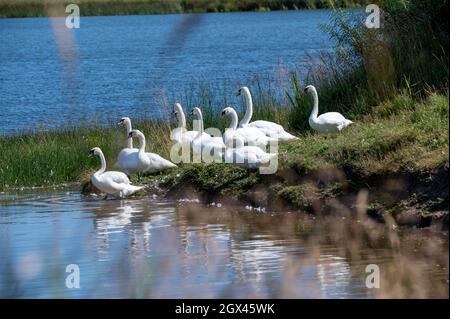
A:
[236,86,249,96]
[128,129,141,138]
[118,117,130,126]
[220,107,233,118]
[172,103,182,118]
[189,107,201,118]
[88,147,101,157]
[304,85,316,94]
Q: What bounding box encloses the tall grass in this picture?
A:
[286,0,449,132]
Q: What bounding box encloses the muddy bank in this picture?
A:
[144,163,449,230]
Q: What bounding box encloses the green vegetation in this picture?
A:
[0,0,369,18]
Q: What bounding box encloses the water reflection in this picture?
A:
[0,189,448,298]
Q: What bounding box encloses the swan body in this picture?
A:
[116,118,176,174]
[224,136,277,169]
[304,85,353,133]
[171,103,209,145]
[117,129,176,175]
[221,107,276,149]
[190,107,225,160]
[89,147,144,197]
[237,86,298,141]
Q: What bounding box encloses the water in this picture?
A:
[0,11,333,134]
[1,189,448,298]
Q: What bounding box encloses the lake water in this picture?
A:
[0,189,448,298]
[0,11,334,134]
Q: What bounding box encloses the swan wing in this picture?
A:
[144,152,177,173]
[248,120,298,141]
[317,112,348,125]
[115,147,138,168]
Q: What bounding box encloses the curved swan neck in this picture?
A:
[309,87,319,120]
[175,104,186,129]
[124,118,133,148]
[228,109,238,130]
[194,110,204,139]
[96,150,107,175]
[136,131,146,153]
[239,87,253,127]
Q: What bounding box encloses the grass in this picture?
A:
[0,0,369,18]
[137,92,448,196]
[3,91,447,191]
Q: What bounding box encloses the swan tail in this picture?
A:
[278,132,299,141]
[337,119,353,131]
[122,185,144,196]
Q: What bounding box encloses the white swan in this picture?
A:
[117,129,176,175]
[190,107,225,161]
[237,86,298,141]
[88,147,144,198]
[116,117,137,163]
[220,107,277,149]
[304,85,353,133]
[116,119,176,174]
[224,135,277,169]
[170,103,205,145]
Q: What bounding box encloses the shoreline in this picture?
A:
[0,0,367,19]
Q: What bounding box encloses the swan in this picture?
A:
[304,85,353,133]
[224,135,277,169]
[170,103,205,145]
[116,117,137,163]
[88,147,144,198]
[116,119,176,174]
[190,107,225,161]
[117,129,176,176]
[220,107,277,149]
[237,86,298,141]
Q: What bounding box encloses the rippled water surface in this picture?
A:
[0,189,448,298]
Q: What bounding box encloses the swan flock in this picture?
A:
[89,85,352,198]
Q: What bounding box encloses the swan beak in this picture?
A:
[236,90,241,96]
[303,88,308,93]
[220,111,226,118]
[128,132,133,138]
[88,150,94,157]
[171,110,177,118]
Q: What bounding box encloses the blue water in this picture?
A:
[0,11,333,134]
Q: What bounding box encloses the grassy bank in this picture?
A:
[0,0,369,18]
[137,92,448,223]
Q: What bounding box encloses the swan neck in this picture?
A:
[178,107,187,129]
[309,89,319,120]
[239,89,253,127]
[228,109,238,130]
[125,119,133,148]
[97,151,107,175]
[137,132,146,153]
[195,111,204,139]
